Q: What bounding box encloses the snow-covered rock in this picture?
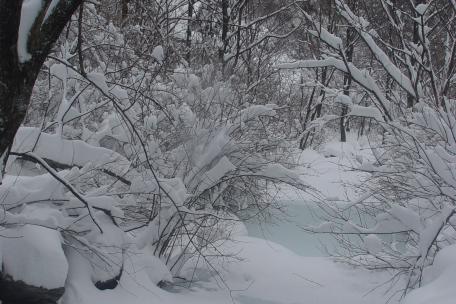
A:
[1,225,68,289]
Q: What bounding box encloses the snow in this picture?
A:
[301,9,342,50]
[309,28,343,50]
[110,85,129,103]
[61,236,401,304]
[335,93,353,106]
[152,45,165,63]
[18,0,43,62]
[240,104,277,122]
[0,172,62,204]
[6,1,455,303]
[84,214,127,283]
[61,248,166,304]
[175,235,400,304]
[195,156,236,192]
[49,134,404,304]
[13,127,130,176]
[348,105,384,121]
[1,225,68,289]
[404,244,456,304]
[255,163,305,188]
[415,4,429,15]
[87,72,110,94]
[43,0,60,23]
[1,132,424,304]
[125,247,173,285]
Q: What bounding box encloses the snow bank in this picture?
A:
[124,247,172,285]
[84,214,128,283]
[1,225,68,289]
[405,244,456,304]
[177,235,400,304]
[62,246,172,304]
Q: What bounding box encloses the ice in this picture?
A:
[364,234,383,255]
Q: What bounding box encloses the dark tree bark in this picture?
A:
[121,0,130,25]
[219,0,230,64]
[407,0,426,108]
[0,0,82,173]
[340,0,356,143]
[185,0,194,63]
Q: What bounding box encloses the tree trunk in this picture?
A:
[407,0,425,108]
[185,0,194,63]
[340,1,356,142]
[219,0,230,65]
[121,0,130,25]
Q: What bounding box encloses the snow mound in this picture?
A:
[1,225,68,289]
[405,244,456,304]
[125,248,172,285]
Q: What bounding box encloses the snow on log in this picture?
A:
[13,127,130,176]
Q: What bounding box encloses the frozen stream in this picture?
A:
[245,201,335,256]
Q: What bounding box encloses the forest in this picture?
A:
[0,0,455,303]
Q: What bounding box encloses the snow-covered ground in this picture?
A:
[60,136,406,304]
[8,136,455,304]
[166,235,401,304]
[158,137,403,304]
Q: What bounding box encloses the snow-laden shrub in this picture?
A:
[306,103,456,293]
[281,0,456,296]
[1,2,308,294]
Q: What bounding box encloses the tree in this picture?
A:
[0,0,83,175]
